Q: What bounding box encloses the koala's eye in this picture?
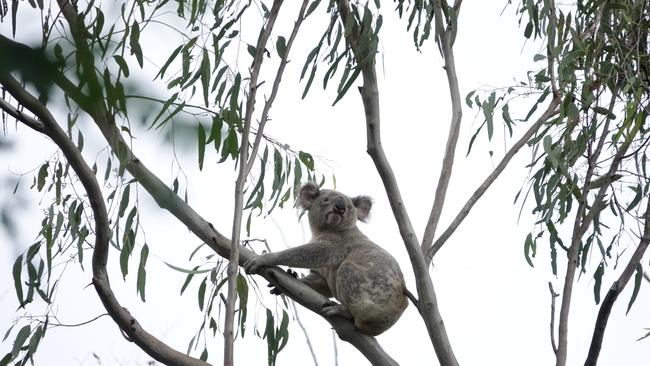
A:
[322,197,330,203]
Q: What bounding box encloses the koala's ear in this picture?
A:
[352,196,372,222]
[299,182,319,209]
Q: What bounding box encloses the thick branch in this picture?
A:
[420,0,464,259]
[584,198,650,366]
[426,97,560,261]
[0,75,210,366]
[337,1,458,364]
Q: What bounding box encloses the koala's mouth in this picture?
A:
[326,211,344,226]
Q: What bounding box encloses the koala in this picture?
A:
[244,182,408,336]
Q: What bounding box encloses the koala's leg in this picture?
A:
[321,301,353,319]
[302,270,333,298]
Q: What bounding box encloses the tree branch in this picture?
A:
[225,1,283,364]
[584,198,650,366]
[5,3,397,364]
[336,1,458,364]
[426,97,560,261]
[0,74,210,366]
[244,0,309,177]
[420,0,464,259]
[556,89,622,366]
[549,282,559,355]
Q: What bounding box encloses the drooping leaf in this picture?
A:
[593,263,604,304]
[137,244,149,302]
[626,264,642,315]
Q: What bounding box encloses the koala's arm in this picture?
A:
[244,241,346,273]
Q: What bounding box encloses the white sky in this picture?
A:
[1,2,649,366]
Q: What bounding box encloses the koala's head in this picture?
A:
[298,182,372,233]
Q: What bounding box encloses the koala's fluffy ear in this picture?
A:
[299,182,319,209]
[352,196,372,222]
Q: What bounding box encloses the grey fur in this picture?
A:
[244,182,408,335]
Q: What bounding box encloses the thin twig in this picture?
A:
[244,0,310,177]
[548,282,559,355]
[28,313,110,328]
[224,2,284,364]
[291,301,320,366]
[426,98,560,261]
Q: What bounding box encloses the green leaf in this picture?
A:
[129,21,144,67]
[247,44,257,58]
[118,185,130,218]
[198,277,206,311]
[637,328,650,341]
[137,244,149,302]
[277,310,289,352]
[37,162,49,191]
[626,264,642,315]
[626,184,642,211]
[593,263,604,304]
[465,90,476,108]
[276,36,287,58]
[27,326,42,356]
[523,233,535,267]
[237,273,248,335]
[501,103,514,136]
[524,21,533,38]
[12,255,24,307]
[120,229,135,279]
[200,47,211,107]
[332,66,361,106]
[198,123,206,171]
[180,267,198,295]
[113,55,130,77]
[230,73,241,112]
[481,92,495,140]
[11,325,30,358]
[155,44,183,79]
[298,151,314,170]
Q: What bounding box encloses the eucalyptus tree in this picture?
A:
[1,0,648,366]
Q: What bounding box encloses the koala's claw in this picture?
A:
[268,269,298,295]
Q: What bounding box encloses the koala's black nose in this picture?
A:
[333,197,346,214]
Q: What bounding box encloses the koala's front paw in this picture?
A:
[243,256,265,274]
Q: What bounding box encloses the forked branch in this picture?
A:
[336,1,458,364]
[420,0,464,260]
[426,98,560,261]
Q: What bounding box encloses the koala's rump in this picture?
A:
[334,246,407,335]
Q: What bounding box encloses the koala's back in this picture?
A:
[332,241,408,336]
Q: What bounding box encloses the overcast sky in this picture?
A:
[1,2,649,365]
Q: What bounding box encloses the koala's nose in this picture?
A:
[333,197,346,214]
